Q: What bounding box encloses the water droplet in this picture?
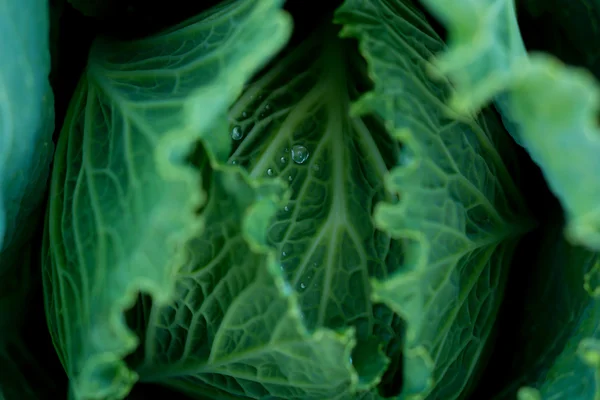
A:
[231,126,243,140]
[259,113,265,119]
[288,175,293,182]
[284,205,290,212]
[349,356,353,365]
[267,168,274,176]
[242,111,248,118]
[231,159,238,165]
[282,251,287,257]
[300,282,306,289]
[284,147,289,153]
[291,145,309,164]
[265,103,271,111]
[280,156,287,164]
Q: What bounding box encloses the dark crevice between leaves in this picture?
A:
[50,2,97,145]
[3,199,69,399]
[515,0,600,133]
[467,107,565,399]
[378,348,404,397]
[66,0,220,40]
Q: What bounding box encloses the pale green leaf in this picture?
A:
[420,0,600,251]
[225,22,405,393]
[42,1,291,398]
[135,161,358,400]
[335,0,533,398]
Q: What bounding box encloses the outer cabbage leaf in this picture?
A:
[42,1,291,399]
[470,216,600,400]
[0,2,55,395]
[0,0,54,267]
[419,0,600,251]
[335,0,533,398]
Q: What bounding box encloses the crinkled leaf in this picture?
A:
[420,0,600,251]
[335,0,532,398]
[134,160,358,400]
[225,21,407,393]
[42,1,291,398]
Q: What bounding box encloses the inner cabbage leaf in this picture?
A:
[226,23,403,390]
[132,158,358,400]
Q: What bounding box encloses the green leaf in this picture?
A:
[134,159,358,400]
[42,1,291,399]
[419,0,600,251]
[225,22,404,393]
[0,0,54,269]
[335,0,533,398]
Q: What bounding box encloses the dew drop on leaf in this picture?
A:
[288,175,293,182]
[242,111,248,118]
[231,126,243,140]
[280,156,287,164]
[267,168,274,176]
[291,145,309,164]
